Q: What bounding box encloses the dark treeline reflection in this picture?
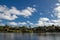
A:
[0,33,60,40]
[0,25,60,33]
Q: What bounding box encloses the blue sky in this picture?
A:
[0,0,60,27]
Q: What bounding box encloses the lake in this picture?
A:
[0,33,60,40]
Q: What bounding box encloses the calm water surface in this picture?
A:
[0,33,60,40]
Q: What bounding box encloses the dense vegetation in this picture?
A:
[0,25,60,33]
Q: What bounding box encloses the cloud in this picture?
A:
[9,7,21,15]
[56,3,60,6]
[36,17,60,26]
[0,5,36,20]
[0,14,18,20]
[51,19,60,26]
[27,21,33,25]
[0,5,18,20]
[51,20,59,23]
[58,0,60,2]
[0,23,5,26]
[18,22,27,25]
[54,6,60,18]
[8,22,17,26]
[48,0,60,26]
[9,7,36,16]
[39,18,49,22]
[36,17,50,26]
[0,20,2,22]
[33,5,36,7]
[7,21,34,26]
[51,14,54,18]
[36,21,45,26]
[20,7,36,17]
[40,12,43,15]
[36,20,54,26]
[50,0,60,26]
[8,22,27,26]
[53,0,60,18]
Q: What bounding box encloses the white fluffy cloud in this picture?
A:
[51,19,60,23]
[36,21,44,26]
[51,19,60,26]
[56,3,60,6]
[36,20,54,26]
[18,22,27,25]
[0,14,18,20]
[46,0,60,26]
[7,21,34,26]
[8,22,27,26]
[9,7,36,17]
[36,17,60,26]
[21,7,36,17]
[38,18,49,22]
[8,22,17,26]
[36,17,50,26]
[54,6,60,18]
[53,0,60,18]
[45,0,60,26]
[0,5,36,20]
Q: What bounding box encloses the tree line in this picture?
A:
[0,25,60,33]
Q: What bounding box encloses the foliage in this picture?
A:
[0,25,60,33]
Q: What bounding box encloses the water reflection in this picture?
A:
[0,33,60,40]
